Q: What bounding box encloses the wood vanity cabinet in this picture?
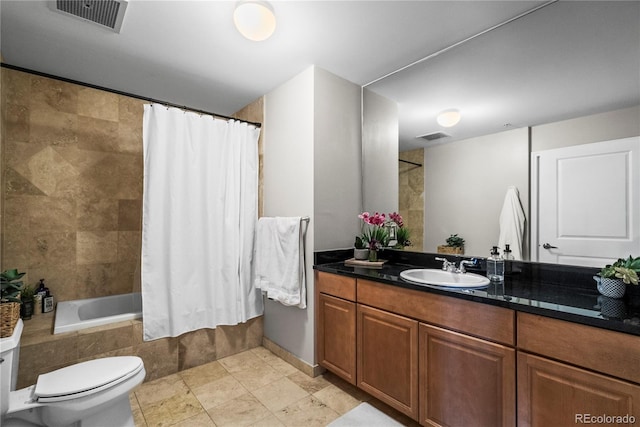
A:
[517,313,640,426]
[315,271,357,385]
[419,323,515,427]
[315,271,640,426]
[357,279,515,425]
[357,304,419,420]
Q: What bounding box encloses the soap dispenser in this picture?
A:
[503,244,513,274]
[36,279,47,314]
[487,246,505,283]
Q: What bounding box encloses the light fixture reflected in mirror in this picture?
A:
[437,109,462,127]
[233,0,276,41]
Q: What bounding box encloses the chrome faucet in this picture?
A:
[435,257,478,273]
[458,258,479,274]
[435,257,456,272]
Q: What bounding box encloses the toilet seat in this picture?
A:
[34,356,144,403]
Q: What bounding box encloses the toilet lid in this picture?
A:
[34,356,143,402]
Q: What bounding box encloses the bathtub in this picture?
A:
[54,293,142,334]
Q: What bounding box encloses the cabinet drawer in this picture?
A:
[315,271,356,301]
[357,304,419,420]
[357,279,515,345]
[518,313,640,384]
[420,323,516,427]
[317,293,356,384]
[518,351,640,427]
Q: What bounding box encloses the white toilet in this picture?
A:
[1,319,146,426]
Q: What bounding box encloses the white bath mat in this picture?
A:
[327,402,405,426]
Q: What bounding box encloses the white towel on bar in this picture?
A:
[498,186,526,260]
[254,217,306,309]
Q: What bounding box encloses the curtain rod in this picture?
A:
[399,158,422,167]
[0,63,262,128]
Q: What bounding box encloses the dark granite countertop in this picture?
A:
[314,249,640,337]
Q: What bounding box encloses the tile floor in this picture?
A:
[129,346,419,427]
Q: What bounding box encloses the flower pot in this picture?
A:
[21,298,34,320]
[596,295,627,319]
[354,248,369,260]
[0,302,20,337]
[437,245,464,255]
[594,276,626,298]
[368,250,379,262]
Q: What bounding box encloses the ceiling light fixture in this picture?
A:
[437,109,462,127]
[233,0,276,42]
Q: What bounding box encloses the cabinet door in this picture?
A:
[357,303,419,420]
[419,323,516,427]
[518,351,640,427]
[317,293,356,384]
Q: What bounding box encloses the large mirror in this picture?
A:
[362,1,640,264]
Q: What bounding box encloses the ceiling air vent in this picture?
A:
[417,131,451,142]
[50,0,128,33]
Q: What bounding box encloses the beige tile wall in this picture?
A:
[2,68,144,301]
[17,314,263,389]
[233,96,264,219]
[399,148,424,251]
[1,67,266,385]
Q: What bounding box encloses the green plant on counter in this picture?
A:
[599,255,640,285]
[396,226,411,247]
[1,269,25,302]
[445,234,465,248]
[354,236,367,249]
[20,284,35,301]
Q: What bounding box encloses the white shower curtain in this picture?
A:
[141,104,263,341]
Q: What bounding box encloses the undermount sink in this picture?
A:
[400,269,490,288]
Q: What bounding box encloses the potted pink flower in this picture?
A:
[358,212,389,262]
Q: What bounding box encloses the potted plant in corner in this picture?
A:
[595,255,640,298]
[354,236,369,260]
[437,234,465,255]
[1,269,25,337]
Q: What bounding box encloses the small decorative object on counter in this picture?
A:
[353,236,369,260]
[33,294,42,316]
[42,288,54,313]
[437,234,465,255]
[594,276,626,299]
[19,284,36,320]
[389,212,411,249]
[1,269,25,337]
[36,279,47,313]
[503,244,513,260]
[596,255,640,298]
[486,246,504,283]
[503,244,513,274]
[358,211,389,265]
[595,295,627,319]
[43,295,54,313]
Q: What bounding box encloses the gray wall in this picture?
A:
[532,105,640,152]
[262,66,361,366]
[314,67,363,250]
[424,127,530,259]
[362,88,399,214]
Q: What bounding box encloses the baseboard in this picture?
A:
[262,337,324,377]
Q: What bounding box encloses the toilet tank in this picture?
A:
[0,319,23,417]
